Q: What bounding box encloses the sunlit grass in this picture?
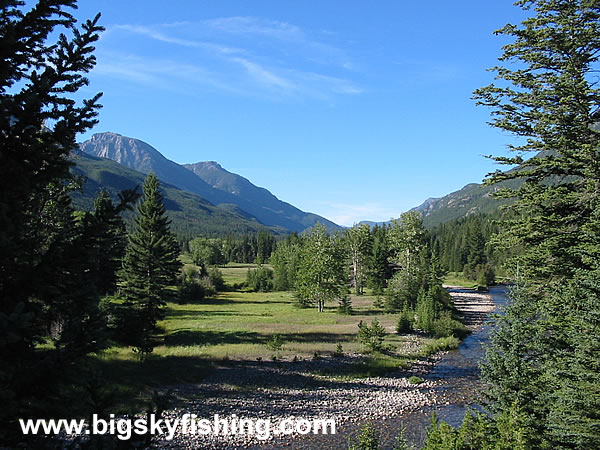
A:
[443,272,479,289]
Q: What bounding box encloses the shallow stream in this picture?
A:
[276,286,509,449]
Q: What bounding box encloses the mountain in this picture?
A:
[183,161,338,233]
[70,150,287,237]
[409,181,515,228]
[80,132,340,233]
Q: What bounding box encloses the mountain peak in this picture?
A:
[79,132,341,233]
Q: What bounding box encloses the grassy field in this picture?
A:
[443,271,479,289]
[90,263,460,412]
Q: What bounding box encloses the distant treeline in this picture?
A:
[185,230,278,265]
[430,213,503,282]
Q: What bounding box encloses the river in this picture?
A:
[283,285,508,449]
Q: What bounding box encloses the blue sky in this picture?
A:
[72,1,527,226]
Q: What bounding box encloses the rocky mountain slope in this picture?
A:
[80,132,340,233]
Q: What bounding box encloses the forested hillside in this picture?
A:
[71,150,286,238]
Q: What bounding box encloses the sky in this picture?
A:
[68,1,528,226]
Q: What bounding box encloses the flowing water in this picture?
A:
[275,286,509,449]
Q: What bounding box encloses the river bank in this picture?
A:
[155,288,497,449]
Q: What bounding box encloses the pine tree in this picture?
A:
[428,1,600,447]
[117,173,181,355]
[0,0,104,442]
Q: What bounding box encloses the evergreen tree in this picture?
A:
[368,224,393,294]
[117,173,181,355]
[0,0,104,442]
[428,1,600,446]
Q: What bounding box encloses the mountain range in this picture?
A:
[77,132,340,234]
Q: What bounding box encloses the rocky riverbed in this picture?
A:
[154,288,495,449]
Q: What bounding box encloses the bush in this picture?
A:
[408,375,423,384]
[246,266,274,292]
[396,306,413,334]
[348,422,379,450]
[338,295,353,314]
[432,311,471,339]
[358,319,387,353]
[476,263,495,289]
[266,334,284,353]
[178,279,206,303]
[207,267,226,292]
[415,288,436,334]
[385,269,419,311]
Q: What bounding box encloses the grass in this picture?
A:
[88,264,466,412]
[443,272,479,289]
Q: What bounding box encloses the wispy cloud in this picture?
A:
[202,16,304,41]
[231,57,296,90]
[93,52,243,95]
[96,17,362,101]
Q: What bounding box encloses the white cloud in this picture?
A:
[96,18,362,101]
[231,57,296,90]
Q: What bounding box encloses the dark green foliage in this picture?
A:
[476,264,495,289]
[432,311,470,339]
[338,294,353,314]
[426,1,600,447]
[430,214,500,276]
[116,173,182,355]
[368,225,393,294]
[177,266,216,303]
[266,334,284,356]
[189,237,225,267]
[0,1,107,442]
[88,188,139,295]
[396,306,413,334]
[246,265,274,292]
[348,422,380,450]
[385,269,420,311]
[415,288,436,334]
[270,237,301,291]
[357,319,387,353]
[207,267,225,292]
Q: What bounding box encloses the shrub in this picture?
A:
[266,334,283,354]
[358,319,387,353]
[396,306,413,334]
[432,311,471,339]
[408,376,423,384]
[338,295,353,314]
[246,266,274,292]
[476,263,495,289]
[178,279,206,303]
[415,288,436,334]
[207,267,225,292]
[385,269,419,311]
[348,422,379,450]
[333,343,344,357]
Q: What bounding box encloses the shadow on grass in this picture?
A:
[165,330,262,347]
[174,296,291,306]
[166,309,271,319]
[164,330,359,347]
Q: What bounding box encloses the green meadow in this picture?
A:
[87,263,458,413]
